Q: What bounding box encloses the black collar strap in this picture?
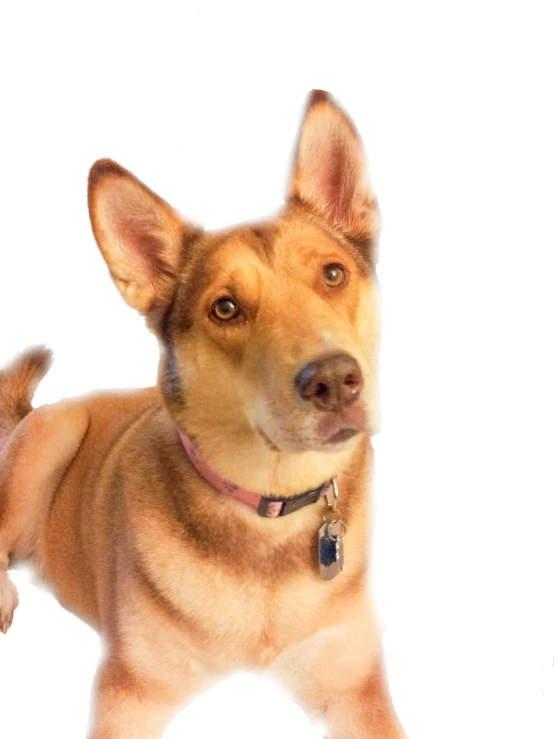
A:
[257,480,333,517]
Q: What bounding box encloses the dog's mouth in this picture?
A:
[256,426,282,452]
[327,427,360,444]
[256,423,362,452]
[319,404,367,446]
[255,402,368,453]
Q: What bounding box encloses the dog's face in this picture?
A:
[88,91,380,455]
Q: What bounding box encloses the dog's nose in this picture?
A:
[294,354,363,412]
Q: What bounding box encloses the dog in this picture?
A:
[0,90,406,738]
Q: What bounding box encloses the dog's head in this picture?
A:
[88,91,380,467]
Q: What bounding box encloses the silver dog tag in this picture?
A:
[318,521,344,580]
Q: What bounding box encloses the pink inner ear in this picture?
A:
[109,201,172,284]
[303,136,356,233]
[292,98,376,242]
[319,140,343,213]
[317,138,357,225]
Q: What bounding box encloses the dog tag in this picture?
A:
[318,521,344,580]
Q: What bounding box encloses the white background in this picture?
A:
[1,1,553,737]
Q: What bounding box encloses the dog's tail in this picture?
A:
[0,346,53,440]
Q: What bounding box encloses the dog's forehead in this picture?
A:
[207,225,279,269]
[168,211,370,335]
[194,215,353,278]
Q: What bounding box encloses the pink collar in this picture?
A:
[179,432,332,518]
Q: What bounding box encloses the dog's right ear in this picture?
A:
[88,160,198,315]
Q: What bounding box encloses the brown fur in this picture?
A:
[0,91,405,738]
[0,346,52,438]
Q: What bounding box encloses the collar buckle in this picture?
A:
[257,483,330,518]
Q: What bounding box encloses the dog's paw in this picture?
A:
[0,570,18,634]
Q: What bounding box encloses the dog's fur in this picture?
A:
[0,91,406,738]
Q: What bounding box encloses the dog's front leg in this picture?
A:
[270,601,406,738]
[319,658,407,739]
[88,657,189,739]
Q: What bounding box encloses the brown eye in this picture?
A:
[212,297,240,321]
[323,263,347,287]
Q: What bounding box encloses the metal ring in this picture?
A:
[326,520,347,541]
[324,478,339,511]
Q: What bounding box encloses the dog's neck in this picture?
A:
[177,417,366,498]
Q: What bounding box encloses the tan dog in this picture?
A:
[0,90,405,738]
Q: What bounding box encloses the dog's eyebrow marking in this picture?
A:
[317,224,373,276]
[169,235,229,333]
[287,199,374,274]
[249,226,276,264]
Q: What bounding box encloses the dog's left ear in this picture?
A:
[88,159,199,316]
[289,90,378,243]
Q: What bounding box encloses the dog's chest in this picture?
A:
[131,536,332,670]
[195,570,328,664]
[127,486,346,670]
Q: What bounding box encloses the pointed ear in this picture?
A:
[88,159,199,315]
[289,90,379,244]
